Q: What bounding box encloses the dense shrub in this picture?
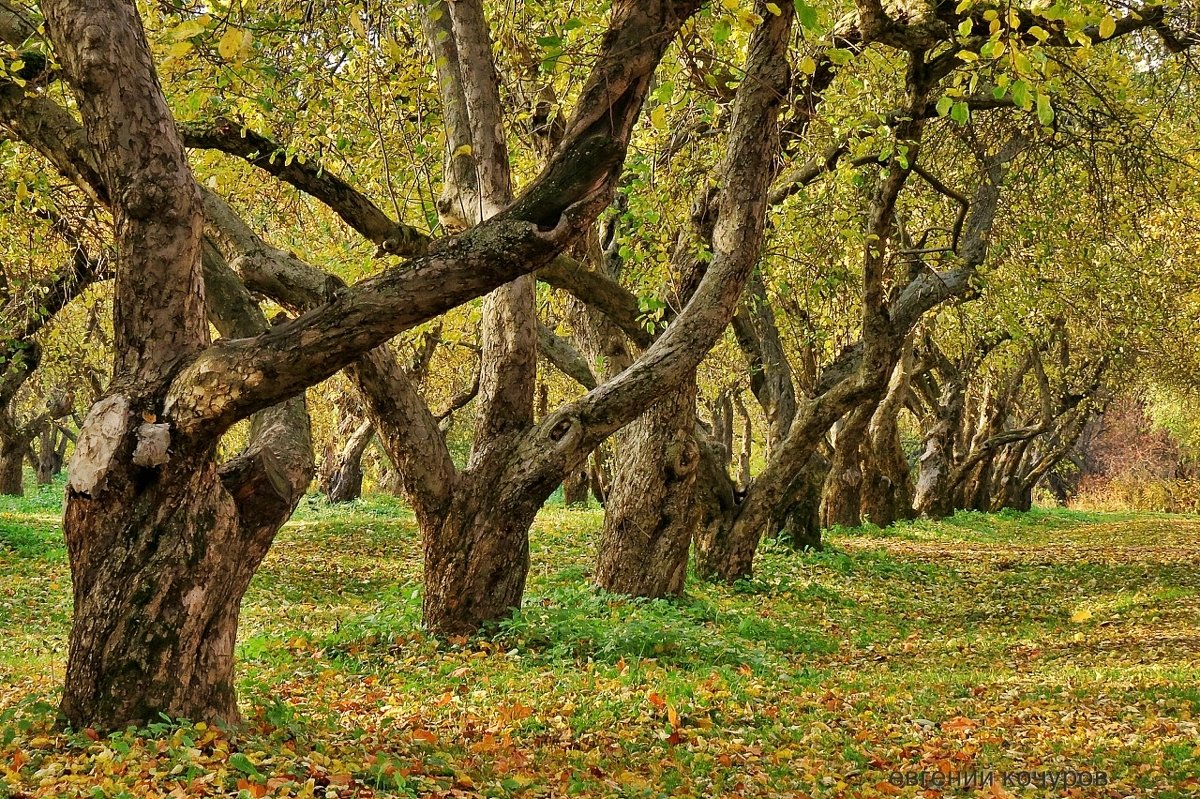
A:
[1071,475,1200,514]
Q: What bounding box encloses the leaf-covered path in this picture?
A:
[2,490,1198,797]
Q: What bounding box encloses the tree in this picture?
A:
[4,0,707,728]
[0,213,106,494]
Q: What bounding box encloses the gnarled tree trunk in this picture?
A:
[859,345,916,526]
[34,425,71,485]
[562,467,589,506]
[324,420,374,503]
[776,452,829,550]
[594,379,700,597]
[821,406,872,528]
[0,438,24,495]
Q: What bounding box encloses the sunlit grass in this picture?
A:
[2,489,1198,797]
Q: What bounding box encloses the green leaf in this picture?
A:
[935,96,954,116]
[229,752,262,778]
[1011,79,1031,110]
[794,0,819,30]
[1036,93,1054,126]
[950,101,969,124]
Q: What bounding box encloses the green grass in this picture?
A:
[2,489,1199,797]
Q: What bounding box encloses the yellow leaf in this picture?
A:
[1069,609,1092,624]
[217,27,244,61]
[650,105,667,130]
[1098,15,1116,39]
[799,56,817,75]
[169,16,210,42]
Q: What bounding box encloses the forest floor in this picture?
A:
[1,482,1198,798]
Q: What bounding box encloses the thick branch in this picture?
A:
[538,323,598,390]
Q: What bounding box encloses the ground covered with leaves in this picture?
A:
[2,482,1198,798]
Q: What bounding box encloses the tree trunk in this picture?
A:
[913,403,960,517]
[0,439,24,495]
[859,348,915,527]
[562,466,589,506]
[821,407,871,528]
[776,452,829,550]
[62,458,242,726]
[61,392,312,730]
[324,420,374,503]
[589,447,611,506]
[594,378,700,598]
[421,469,540,636]
[34,425,69,484]
[859,421,914,526]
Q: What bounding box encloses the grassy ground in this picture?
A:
[1,479,1198,798]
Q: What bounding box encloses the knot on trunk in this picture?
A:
[67,394,131,496]
[667,438,700,481]
[133,423,171,468]
[547,414,583,452]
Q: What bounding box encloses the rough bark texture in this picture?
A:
[821,407,872,529]
[594,379,700,597]
[859,345,916,526]
[0,440,23,495]
[34,425,71,484]
[776,452,829,550]
[562,467,589,506]
[324,420,374,503]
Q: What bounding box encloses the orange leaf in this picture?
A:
[412,728,438,744]
[876,781,903,796]
[942,716,977,733]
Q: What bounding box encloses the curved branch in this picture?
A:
[180,119,430,257]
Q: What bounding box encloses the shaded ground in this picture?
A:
[1,483,1198,797]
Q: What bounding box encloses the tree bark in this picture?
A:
[859,345,916,526]
[421,468,541,635]
[562,467,589,506]
[594,379,700,597]
[776,452,829,550]
[821,406,872,528]
[324,420,374,503]
[0,439,23,495]
[34,425,70,484]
